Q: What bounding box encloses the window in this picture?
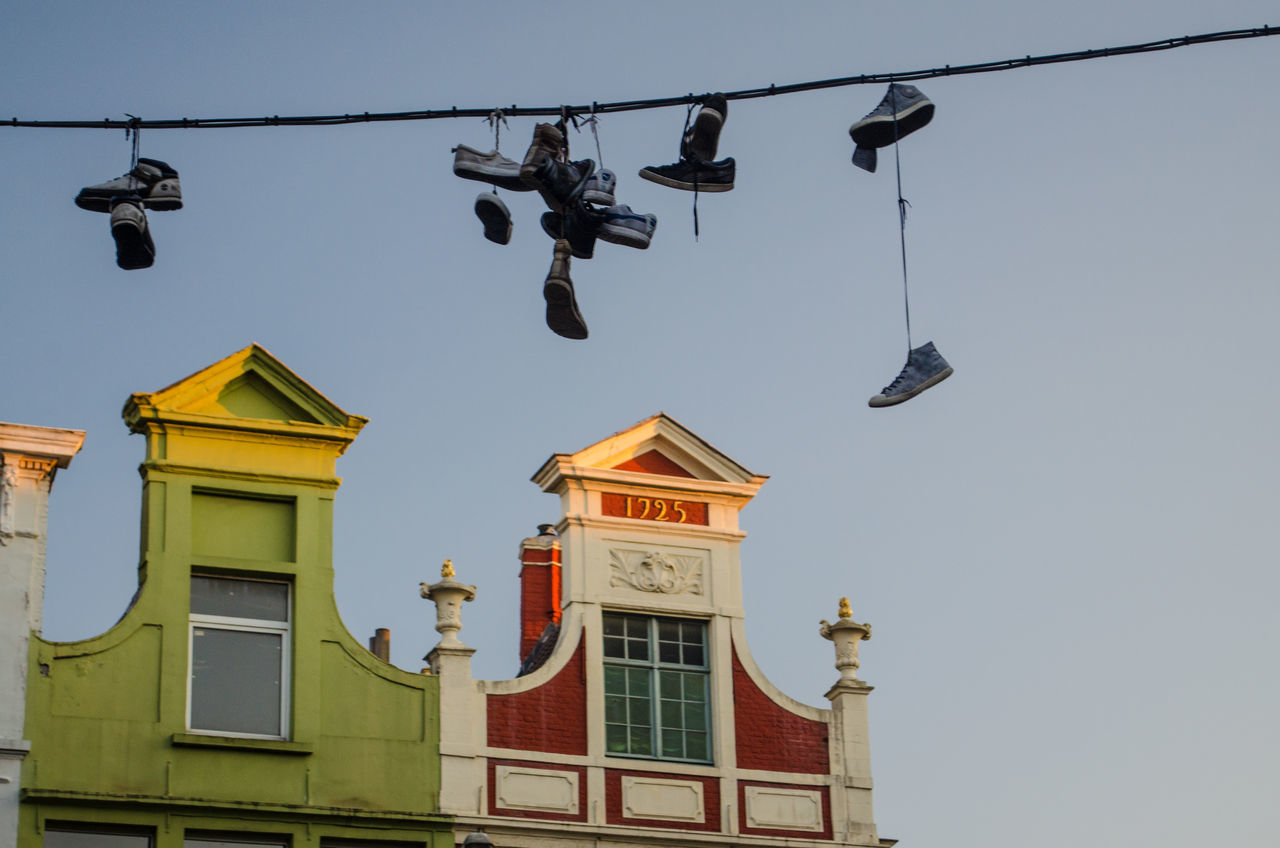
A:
[188,575,290,738]
[185,834,287,848]
[45,827,151,848]
[603,613,710,763]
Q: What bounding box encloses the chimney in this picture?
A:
[518,524,561,661]
[368,627,390,662]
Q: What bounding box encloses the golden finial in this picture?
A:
[838,597,852,620]
[441,558,455,578]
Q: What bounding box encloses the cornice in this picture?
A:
[0,423,85,468]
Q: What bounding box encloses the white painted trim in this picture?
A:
[744,784,825,832]
[620,774,705,823]
[494,764,580,815]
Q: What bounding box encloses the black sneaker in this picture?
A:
[539,201,600,259]
[109,194,155,270]
[76,158,182,212]
[544,239,588,340]
[848,84,935,173]
[474,193,512,245]
[526,157,594,214]
[638,157,734,192]
[681,93,728,163]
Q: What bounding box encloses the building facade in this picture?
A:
[424,414,892,848]
[16,347,453,848]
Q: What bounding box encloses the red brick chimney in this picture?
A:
[518,524,562,661]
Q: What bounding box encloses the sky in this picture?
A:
[3,4,1279,847]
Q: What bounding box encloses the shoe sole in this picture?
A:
[867,366,952,407]
[685,107,724,162]
[637,169,733,192]
[582,188,615,205]
[77,183,183,213]
[848,101,935,149]
[111,222,155,270]
[598,223,652,249]
[543,277,588,339]
[475,198,512,245]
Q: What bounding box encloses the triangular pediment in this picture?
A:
[535,413,766,489]
[123,344,367,435]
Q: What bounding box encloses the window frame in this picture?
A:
[187,574,292,740]
[602,611,712,764]
[43,825,154,848]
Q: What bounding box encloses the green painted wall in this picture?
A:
[18,347,451,848]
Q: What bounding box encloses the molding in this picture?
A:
[621,775,706,823]
[494,764,580,815]
[0,423,86,468]
[743,784,824,832]
[170,733,313,755]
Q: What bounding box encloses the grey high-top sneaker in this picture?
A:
[109,194,155,270]
[868,341,952,407]
[520,123,566,185]
[544,239,588,340]
[848,83,935,173]
[76,158,182,212]
[582,169,617,206]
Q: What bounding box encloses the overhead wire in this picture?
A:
[4,25,1275,131]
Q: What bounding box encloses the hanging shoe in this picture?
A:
[452,145,533,192]
[582,168,617,206]
[544,239,588,340]
[539,201,600,259]
[520,123,565,184]
[109,194,155,270]
[526,157,594,214]
[598,205,657,249]
[848,83,934,173]
[474,193,512,245]
[76,158,182,212]
[638,157,734,192]
[868,341,953,407]
[680,93,728,163]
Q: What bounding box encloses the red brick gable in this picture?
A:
[487,636,587,755]
[732,643,829,773]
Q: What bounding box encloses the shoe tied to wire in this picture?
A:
[868,341,952,407]
[109,194,155,270]
[452,144,533,193]
[681,93,728,163]
[76,157,182,212]
[598,205,657,249]
[540,199,602,260]
[582,168,617,206]
[544,239,588,340]
[474,192,512,245]
[520,123,565,183]
[638,157,734,192]
[527,157,595,214]
[848,83,935,173]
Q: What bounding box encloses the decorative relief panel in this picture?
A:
[494,765,580,814]
[608,548,705,595]
[622,775,705,822]
[744,785,824,832]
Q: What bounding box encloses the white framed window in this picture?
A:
[188,575,291,738]
[603,613,711,763]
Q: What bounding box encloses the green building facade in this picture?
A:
[19,347,452,848]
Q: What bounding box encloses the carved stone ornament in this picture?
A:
[420,559,476,649]
[609,548,704,595]
[0,463,17,538]
[819,599,871,683]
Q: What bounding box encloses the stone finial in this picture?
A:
[420,560,476,651]
[819,599,871,684]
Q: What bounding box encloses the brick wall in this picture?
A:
[519,542,561,660]
[732,642,830,773]
[738,779,833,839]
[487,634,586,755]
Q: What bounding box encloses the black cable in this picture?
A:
[4,25,1275,131]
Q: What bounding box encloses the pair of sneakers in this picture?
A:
[639,94,735,192]
[540,169,659,257]
[75,158,183,270]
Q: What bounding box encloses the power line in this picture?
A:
[5,25,1276,131]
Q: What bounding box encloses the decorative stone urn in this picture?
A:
[819,597,872,683]
[420,559,477,649]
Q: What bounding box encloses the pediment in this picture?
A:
[534,413,766,491]
[124,344,366,434]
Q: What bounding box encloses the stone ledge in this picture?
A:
[170,732,313,755]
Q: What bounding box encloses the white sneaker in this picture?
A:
[452,144,533,192]
[598,205,656,249]
[582,169,616,206]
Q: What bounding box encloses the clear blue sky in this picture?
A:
[3,4,1278,847]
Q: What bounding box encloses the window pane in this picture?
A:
[606,723,629,753]
[605,693,626,723]
[603,635,626,658]
[681,643,704,666]
[626,635,648,662]
[657,620,678,642]
[628,696,651,726]
[685,730,708,761]
[660,698,683,729]
[629,726,652,756]
[46,831,151,848]
[191,628,282,735]
[604,665,626,694]
[603,615,623,636]
[684,699,707,731]
[661,731,683,759]
[682,672,706,701]
[624,617,647,638]
[191,576,288,621]
[658,640,680,663]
